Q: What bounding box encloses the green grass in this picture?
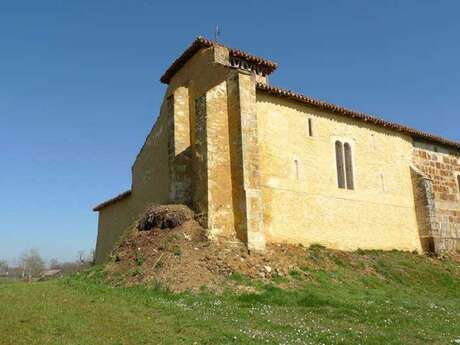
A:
[0,277,19,284]
[1,251,460,345]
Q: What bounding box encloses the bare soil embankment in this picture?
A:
[104,205,460,293]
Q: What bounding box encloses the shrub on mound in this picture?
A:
[137,205,194,231]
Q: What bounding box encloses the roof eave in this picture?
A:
[256,83,460,151]
[93,190,132,212]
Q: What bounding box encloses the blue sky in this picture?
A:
[1,1,459,263]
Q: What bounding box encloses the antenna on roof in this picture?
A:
[214,24,221,43]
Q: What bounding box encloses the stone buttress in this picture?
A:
[165,44,268,251]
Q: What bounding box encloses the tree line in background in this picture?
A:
[0,249,94,279]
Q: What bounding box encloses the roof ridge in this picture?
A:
[160,36,277,84]
[256,82,460,150]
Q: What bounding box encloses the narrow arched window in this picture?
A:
[457,175,460,194]
[380,172,387,192]
[294,160,299,180]
[308,118,313,137]
[344,143,354,190]
[335,141,345,189]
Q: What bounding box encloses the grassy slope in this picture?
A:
[1,249,459,345]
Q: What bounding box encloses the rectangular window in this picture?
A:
[308,118,313,137]
[457,175,460,194]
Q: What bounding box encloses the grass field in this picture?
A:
[1,249,460,345]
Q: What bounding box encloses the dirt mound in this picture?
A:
[138,205,194,231]
[105,205,428,293]
[105,205,313,292]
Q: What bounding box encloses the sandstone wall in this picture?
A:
[194,81,235,238]
[412,142,460,252]
[256,92,423,252]
[132,102,171,206]
[95,46,237,263]
[167,87,192,205]
[95,42,460,262]
[227,72,265,251]
[164,46,265,248]
[95,195,135,264]
[95,103,171,264]
[410,166,437,252]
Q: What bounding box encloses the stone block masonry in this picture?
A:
[411,166,437,252]
[193,82,235,238]
[227,71,266,252]
[167,87,192,205]
[412,143,460,253]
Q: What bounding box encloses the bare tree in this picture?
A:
[77,250,86,264]
[19,249,45,279]
[88,249,95,265]
[49,258,59,270]
[77,250,94,265]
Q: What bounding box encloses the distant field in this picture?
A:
[1,250,460,345]
[0,277,18,284]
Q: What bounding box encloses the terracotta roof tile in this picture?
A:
[256,83,460,150]
[160,37,277,84]
[93,190,131,212]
